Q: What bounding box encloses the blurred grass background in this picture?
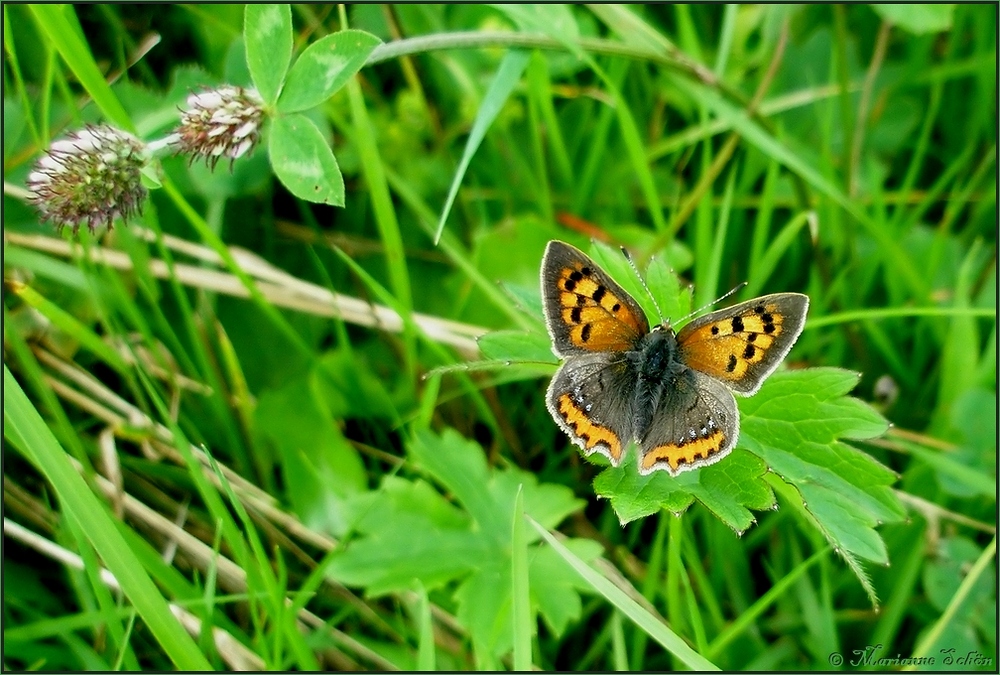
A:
[3,4,996,671]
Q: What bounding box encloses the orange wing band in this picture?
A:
[557,394,623,462]
[641,430,725,473]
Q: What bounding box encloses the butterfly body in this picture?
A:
[541,240,809,476]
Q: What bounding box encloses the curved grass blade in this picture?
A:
[529,517,718,671]
[435,50,531,243]
[4,367,212,670]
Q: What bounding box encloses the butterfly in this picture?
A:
[541,240,809,476]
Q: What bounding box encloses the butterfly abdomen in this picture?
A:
[631,329,688,439]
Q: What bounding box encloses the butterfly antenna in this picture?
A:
[677,282,748,324]
[620,246,664,323]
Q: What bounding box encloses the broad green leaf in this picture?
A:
[511,487,532,671]
[499,281,546,325]
[740,368,905,563]
[244,4,291,104]
[278,30,382,113]
[476,330,555,364]
[584,240,685,328]
[922,536,994,616]
[528,539,603,636]
[268,113,345,205]
[912,536,997,663]
[255,366,367,537]
[329,427,594,657]
[593,448,771,531]
[935,387,997,498]
[871,4,955,34]
[591,367,902,571]
[410,428,584,541]
[330,476,484,595]
[314,349,400,423]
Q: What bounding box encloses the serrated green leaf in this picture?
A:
[255,365,367,537]
[315,349,400,423]
[329,427,590,657]
[529,539,602,636]
[330,477,484,595]
[477,330,555,364]
[492,468,583,536]
[410,428,583,542]
[739,368,903,569]
[511,486,532,671]
[244,4,291,105]
[269,113,345,205]
[591,367,902,579]
[409,428,500,536]
[593,448,769,531]
[923,536,996,613]
[583,239,687,327]
[278,30,382,113]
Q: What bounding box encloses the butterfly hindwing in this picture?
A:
[546,352,637,466]
[541,241,650,357]
[676,293,809,395]
[637,368,739,475]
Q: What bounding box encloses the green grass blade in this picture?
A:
[344,74,416,384]
[744,210,813,298]
[435,50,531,243]
[906,535,997,667]
[27,5,132,131]
[12,284,128,373]
[511,485,532,671]
[4,367,212,670]
[530,517,719,671]
[160,178,313,361]
[705,546,830,660]
[610,611,629,670]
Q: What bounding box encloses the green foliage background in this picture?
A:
[3,4,996,671]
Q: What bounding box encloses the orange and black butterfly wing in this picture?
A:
[637,369,739,475]
[540,241,650,358]
[676,293,808,395]
[546,352,637,466]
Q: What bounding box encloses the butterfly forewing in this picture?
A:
[541,241,650,357]
[676,293,809,395]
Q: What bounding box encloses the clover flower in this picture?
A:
[173,86,264,168]
[26,125,147,234]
